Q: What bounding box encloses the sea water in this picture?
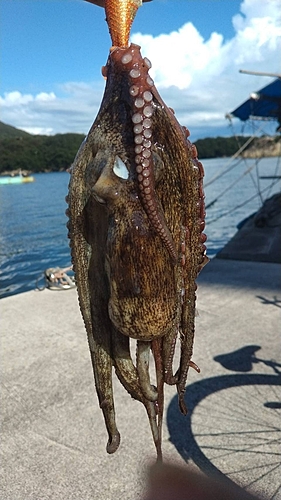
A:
[0,157,280,298]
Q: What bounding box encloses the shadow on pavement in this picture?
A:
[166,346,281,493]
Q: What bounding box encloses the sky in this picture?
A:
[1,0,281,140]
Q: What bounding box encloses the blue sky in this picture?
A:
[1,0,280,139]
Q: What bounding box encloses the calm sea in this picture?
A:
[0,156,280,298]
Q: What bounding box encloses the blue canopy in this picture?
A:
[230,78,281,123]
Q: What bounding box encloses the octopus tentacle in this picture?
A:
[67,152,121,454]
[151,338,164,462]
[112,327,161,460]
[173,146,207,415]
[136,341,158,401]
[162,333,178,385]
[112,327,146,402]
[145,401,162,461]
[111,45,177,262]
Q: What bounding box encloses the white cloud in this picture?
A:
[131,26,226,89]
[130,0,281,136]
[35,92,56,102]
[0,84,104,135]
[1,0,280,139]
[1,91,34,105]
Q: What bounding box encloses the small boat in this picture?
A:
[0,174,34,185]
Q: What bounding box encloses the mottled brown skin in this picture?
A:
[67,43,207,460]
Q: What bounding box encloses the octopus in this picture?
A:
[67,0,208,461]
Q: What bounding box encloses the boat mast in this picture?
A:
[239,69,281,79]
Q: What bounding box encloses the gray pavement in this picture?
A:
[1,258,280,500]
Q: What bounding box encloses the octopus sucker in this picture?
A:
[68,0,207,460]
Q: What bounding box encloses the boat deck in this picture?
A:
[217,193,281,263]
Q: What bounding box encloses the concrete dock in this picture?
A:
[1,258,280,500]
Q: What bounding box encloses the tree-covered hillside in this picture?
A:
[0,122,85,173]
[194,136,250,159]
[0,121,30,139]
[195,135,281,159]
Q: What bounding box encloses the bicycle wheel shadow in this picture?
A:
[166,345,281,485]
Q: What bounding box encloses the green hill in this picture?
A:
[195,135,281,159]
[0,121,31,139]
[195,136,249,159]
[0,123,85,174]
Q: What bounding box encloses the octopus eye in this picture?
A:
[113,156,129,180]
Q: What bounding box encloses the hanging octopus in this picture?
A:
[67,0,208,461]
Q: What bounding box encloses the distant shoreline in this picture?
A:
[0,168,69,177]
[1,121,280,175]
[241,136,281,158]
[1,150,280,178]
